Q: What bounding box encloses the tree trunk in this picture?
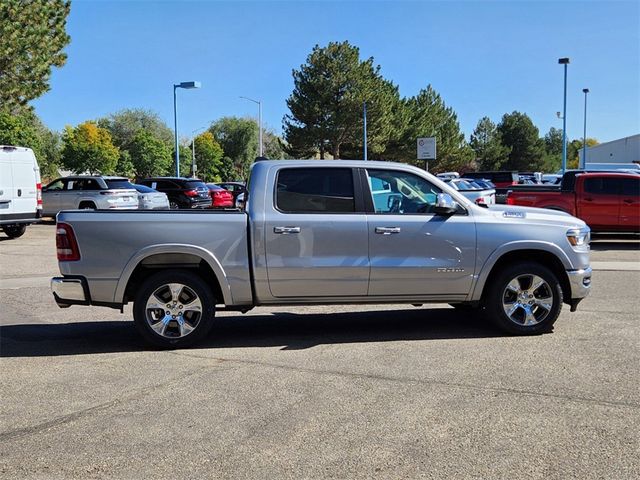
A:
[332,143,340,159]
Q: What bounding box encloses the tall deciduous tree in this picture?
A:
[97,109,174,152]
[128,129,172,178]
[0,0,71,112]
[470,117,511,170]
[61,122,119,174]
[283,41,398,159]
[191,131,223,181]
[497,112,546,171]
[209,117,258,179]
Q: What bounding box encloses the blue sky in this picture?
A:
[33,0,640,144]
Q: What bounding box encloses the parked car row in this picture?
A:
[40,175,245,216]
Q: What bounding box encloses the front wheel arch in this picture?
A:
[480,250,571,306]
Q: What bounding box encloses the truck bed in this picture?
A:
[56,209,253,305]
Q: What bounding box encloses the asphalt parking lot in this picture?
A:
[1,223,638,479]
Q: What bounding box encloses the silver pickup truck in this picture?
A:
[51,160,592,347]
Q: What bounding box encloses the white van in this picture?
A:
[0,146,42,238]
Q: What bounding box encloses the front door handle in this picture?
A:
[623,199,634,204]
[274,226,301,234]
[375,226,401,235]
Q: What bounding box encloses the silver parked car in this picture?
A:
[448,178,496,206]
[42,176,138,216]
[97,178,170,210]
[131,184,170,210]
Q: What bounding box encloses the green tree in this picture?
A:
[97,109,174,152]
[0,0,71,112]
[114,150,135,178]
[470,117,511,170]
[283,41,398,159]
[191,131,223,181]
[128,129,172,178]
[497,112,546,171]
[0,109,61,179]
[209,117,258,179]
[263,129,290,160]
[567,138,599,169]
[61,122,119,174]
[383,86,473,172]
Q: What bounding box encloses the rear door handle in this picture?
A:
[375,226,401,235]
[584,197,593,202]
[623,199,634,204]
[274,226,301,234]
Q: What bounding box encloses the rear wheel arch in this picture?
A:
[78,201,96,210]
[118,249,231,306]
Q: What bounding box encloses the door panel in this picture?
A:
[368,214,476,296]
[265,167,369,297]
[620,178,640,230]
[579,177,621,229]
[265,214,369,297]
[365,168,476,296]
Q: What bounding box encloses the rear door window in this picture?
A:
[105,179,135,189]
[276,168,355,213]
[584,178,622,195]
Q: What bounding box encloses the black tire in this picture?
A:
[169,201,179,210]
[133,270,216,348]
[78,202,96,210]
[2,224,27,239]
[484,262,562,335]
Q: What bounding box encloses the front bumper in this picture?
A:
[51,277,90,308]
[566,266,592,311]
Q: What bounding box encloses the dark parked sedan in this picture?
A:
[137,177,212,209]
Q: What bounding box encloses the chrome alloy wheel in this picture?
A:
[145,283,203,338]
[501,274,554,327]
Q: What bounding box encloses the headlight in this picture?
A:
[566,227,590,247]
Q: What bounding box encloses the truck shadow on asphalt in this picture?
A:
[0,308,506,357]
[590,233,640,251]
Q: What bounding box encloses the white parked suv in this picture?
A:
[41,176,138,216]
[0,146,42,238]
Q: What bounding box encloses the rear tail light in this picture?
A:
[36,182,42,208]
[506,196,516,205]
[56,223,81,261]
[185,189,199,197]
[100,190,119,195]
[475,197,486,205]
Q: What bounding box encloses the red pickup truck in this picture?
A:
[507,172,640,232]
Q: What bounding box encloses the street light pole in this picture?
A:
[558,58,570,173]
[240,96,263,157]
[173,81,201,177]
[582,88,589,169]
[363,101,368,161]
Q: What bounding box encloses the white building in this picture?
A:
[579,134,640,166]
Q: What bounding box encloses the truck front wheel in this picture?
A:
[133,270,216,348]
[484,262,562,335]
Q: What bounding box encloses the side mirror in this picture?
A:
[433,193,458,215]
[236,192,245,209]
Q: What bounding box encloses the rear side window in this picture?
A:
[106,179,134,189]
[276,168,355,213]
[584,178,621,195]
[621,178,640,196]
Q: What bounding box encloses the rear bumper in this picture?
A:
[566,266,592,311]
[51,276,90,307]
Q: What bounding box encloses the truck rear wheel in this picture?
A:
[2,224,27,239]
[133,270,216,348]
[484,262,562,335]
